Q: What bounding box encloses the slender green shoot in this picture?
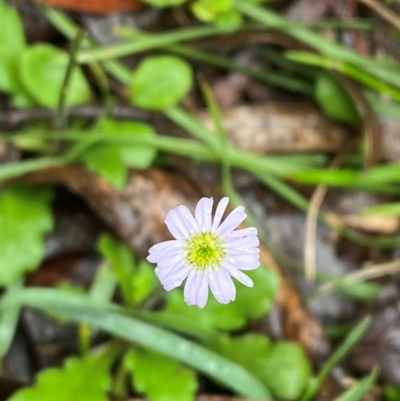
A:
[301,316,371,401]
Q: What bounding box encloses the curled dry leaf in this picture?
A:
[326,212,400,235]
[198,103,351,154]
[13,164,329,360]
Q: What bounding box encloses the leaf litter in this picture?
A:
[2,0,400,400]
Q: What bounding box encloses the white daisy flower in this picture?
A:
[147,197,260,308]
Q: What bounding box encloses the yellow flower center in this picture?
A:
[184,231,226,271]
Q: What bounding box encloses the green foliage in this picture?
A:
[141,0,187,5]
[124,348,197,401]
[4,287,270,399]
[384,383,400,401]
[0,186,54,286]
[262,342,312,400]
[164,266,279,331]
[209,333,272,377]
[315,72,361,126]
[7,352,113,401]
[191,0,242,29]
[98,233,156,306]
[0,0,33,106]
[20,43,91,108]
[130,55,193,110]
[82,119,157,188]
[361,202,400,216]
[0,0,25,55]
[192,0,233,21]
[210,335,311,400]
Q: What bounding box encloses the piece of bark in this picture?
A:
[12,164,329,361]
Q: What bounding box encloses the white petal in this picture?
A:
[159,266,190,289]
[175,205,198,233]
[147,240,182,262]
[155,261,185,281]
[216,206,246,235]
[184,270,197,305]
[228,227,258,239]
[226,235,259,248]
[195,273,209,309]
[165,209,189,239]
[194,197,213,230]
[154,253,183,271]
[209,270,236,304]
[211,197,229,230]
[224,264,254,287]
[235,259,260,270]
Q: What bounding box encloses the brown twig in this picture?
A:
[358,0,400,30]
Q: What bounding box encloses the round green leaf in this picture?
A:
[130,55,192,110]
[262,342,312,400]
[315,72,361,127]
[20,43,91,108]
[141,0,187,5]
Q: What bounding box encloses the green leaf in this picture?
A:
[124,348,197,401]
[20,43,91,108]
[102,120,157,168]
[131,259,157,305]
[214,9,243,30]
[83,145,127,188]
[210,334,311,400]
[315,72,361,126]
[0,280,22,361]
[130,55,193,110]
[0,0,25,55]
[141,0,187,5]
[98,233,156,306]
[98,233,136,304]
[209,333,272,377]
[262,342,312,400]
[0,0,27,96]
[0,49,20,94]
[0,186,54,286]
[81,120,157,188]
[2,288,271,400]
[191,0,233,21]
[361,202,400,216]
[7,351,114,401]
[164,266,279,331]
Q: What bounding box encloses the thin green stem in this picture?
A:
[168,44,313,94]
[54,29,85,131]
[77,25,232,64]
[301,316,371,401]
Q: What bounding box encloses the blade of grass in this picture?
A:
[2,287,271,400]
[0,280,22,369]
[301,316,371,401]
[76,25,237,64]
[235,1,400,90]
[334,367,378,401]
[0,157,64,183]
[167,44,313,94]
[54,29,86,131]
